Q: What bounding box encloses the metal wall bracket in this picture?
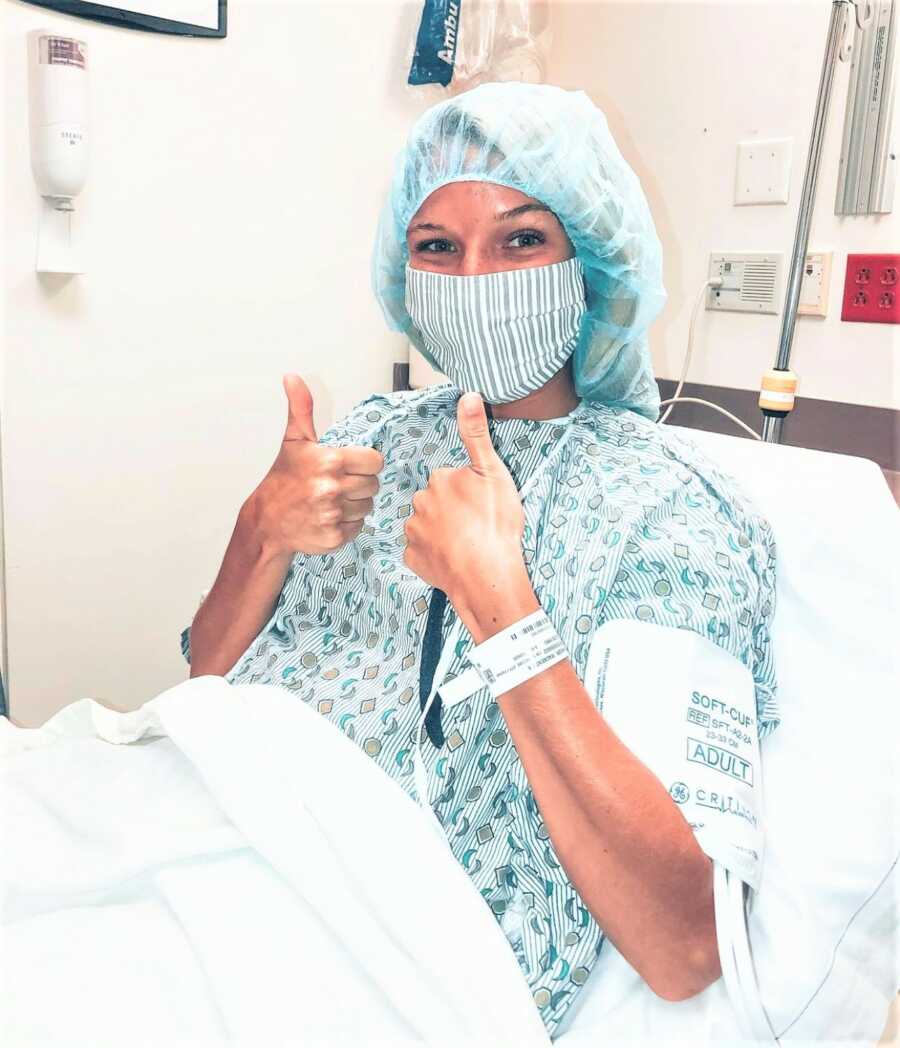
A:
[835,0,897,214]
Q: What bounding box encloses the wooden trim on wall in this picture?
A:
[657,379,900,473]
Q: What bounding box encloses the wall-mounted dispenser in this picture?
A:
[27,29,89,274]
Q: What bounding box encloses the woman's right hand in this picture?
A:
[247,374,384,557]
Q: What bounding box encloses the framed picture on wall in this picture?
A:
[21,0,226,38]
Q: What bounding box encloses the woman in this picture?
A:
[182,82,779,1037]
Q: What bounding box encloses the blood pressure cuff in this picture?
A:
[585,619,764,890]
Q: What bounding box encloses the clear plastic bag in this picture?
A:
[407,0,552,97]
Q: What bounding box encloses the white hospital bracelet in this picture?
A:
[467,609,569,698]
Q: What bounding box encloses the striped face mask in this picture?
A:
[404,257,586,404]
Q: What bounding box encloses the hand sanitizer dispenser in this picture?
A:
[27,30,89,274]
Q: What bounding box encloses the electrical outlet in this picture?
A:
[841,253,900,323]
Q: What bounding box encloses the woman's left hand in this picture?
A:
[403,393,529,608]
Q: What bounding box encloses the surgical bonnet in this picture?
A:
[371,81,667,419]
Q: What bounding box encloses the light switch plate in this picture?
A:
[735,138,792,205]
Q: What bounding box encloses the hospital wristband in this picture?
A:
[467,609,569,698]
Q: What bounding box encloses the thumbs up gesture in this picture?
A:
[251,374,384,556]
[403,392,531,624]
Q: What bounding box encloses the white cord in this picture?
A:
[714,860,755,1036]
[714,860,781,1044]
[657,275,764,442]
[729,872,780,1043]
[659,278,722,424]
[659,397,763,441]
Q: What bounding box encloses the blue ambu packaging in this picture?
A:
[408,0,461,87]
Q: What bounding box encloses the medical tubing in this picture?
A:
[659,278,722,425]
[714,860,756,1038]
[730,873,781,1043]
[714,861,782,1044]
[658,398,762,441]
[412,416,578,833]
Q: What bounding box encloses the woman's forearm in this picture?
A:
[496,659,720,1002]
[187,495,294,678]
[455,572,721,1003]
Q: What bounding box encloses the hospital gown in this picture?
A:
[180,383,779,1037]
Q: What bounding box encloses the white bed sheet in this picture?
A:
[2,679,552,1048]
[2,428,898,1047]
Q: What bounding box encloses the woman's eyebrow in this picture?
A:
[408,221,446,234]
[407,203,553,236]
[496,203,552,221]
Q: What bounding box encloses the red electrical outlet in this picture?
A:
[841,253,900,324]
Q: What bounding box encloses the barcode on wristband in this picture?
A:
[468,609,569,698]
[509,621,546,644]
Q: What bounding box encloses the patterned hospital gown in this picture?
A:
[181,383,779,1038]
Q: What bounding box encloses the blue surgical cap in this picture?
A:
[371,81,667,420]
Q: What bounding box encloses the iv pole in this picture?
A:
[761,0,867,443]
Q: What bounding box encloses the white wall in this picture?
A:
[547,0,899,410]
[2,0,430,725]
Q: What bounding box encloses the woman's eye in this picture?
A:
[416,239,455,253]
[508,230,546,248]
[411,231,546,254]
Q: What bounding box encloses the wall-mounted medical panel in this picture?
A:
[835,0,897,215]
[707,253,784,314]
[840,252,900,323]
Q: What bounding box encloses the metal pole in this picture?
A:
[762,0,851,443]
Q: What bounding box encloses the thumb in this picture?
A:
[457,392,499,475]
[282,373,317,443]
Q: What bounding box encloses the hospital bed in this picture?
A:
[2,426,898,1046]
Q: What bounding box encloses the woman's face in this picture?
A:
[406,181,575,276]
